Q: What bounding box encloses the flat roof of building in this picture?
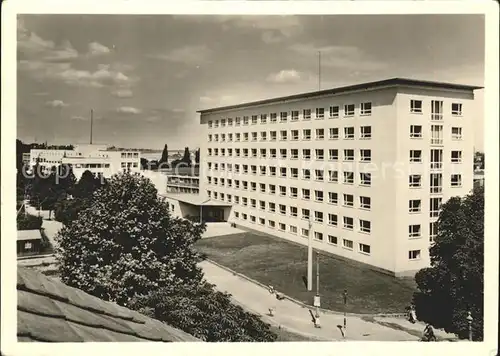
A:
[17,230,42,241]
[160,193,232,207]
[197,78,483,114]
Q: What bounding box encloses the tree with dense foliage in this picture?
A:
[55,172,277,341]
[413,186,484,340]
[140,157,149,170]
[474,151,485,170]
[159,144,169,165]
[195,148,200,165]
[182,147,192,166]
[129,282,277,342]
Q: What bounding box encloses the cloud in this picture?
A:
[70,115,87,121]
[116,106,142,115]
[289,43,387,71]
[45,99,68,108]
[88,42,111,56]
[266,69,304,84]
[148,45,212,65]
[111,88,134,98]
[145,116,161,123]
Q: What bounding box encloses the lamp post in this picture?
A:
[307,217,313,291]
[343,289,348,338]
[466,311,473,341]
[314,251,321,328]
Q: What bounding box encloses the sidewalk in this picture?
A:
[200,260,421,341]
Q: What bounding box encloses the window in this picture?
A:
[236,133,241,142]
[343,172,354,184]
[315,170,324,181]
[409,199,421,213]
[208,134,212,142]
[251,199,257,208]
[314,232,324,241]
[315,190,324,202]
[360,173,371,186]
[279,185,287,196]
[301,228,310,238]
[431,100,443,120]
[260,183,266,193]
[270,131,277,141]
[430,149,443,169]
[359,244,371,254]
[242,181,248,190]
[303,149,311,160]
[451,174,462,187]
[270,113,277,123]
[243,133,249,142]
[290,187,298,198]
[316,128,325,140]
[221,119,226,127]
[280,130,288,141]
[409,250,421,260]
[278,223,286,231]
[243,116,249,125]
[269,185,276,195]
[329,149,339,161]
[343,216,354,230]
[410,150,422,163]
[329,128,339,139]
[344,127,354,139]
[303,109,311,120]
[359,220,371,233]
[343,149,354,161]
[328,192,338,204]
[451,127,462,140]
[290,225,298,234]
[329,105,339,118]
[360,102,371,115]
[328,170,338,183]
[410,100,422,113]
[315,108,325,119]
[251,182,257,191]
[291,149,299,159]
[302,129,311,140]
[328,235,338,245]
[280,111,288,122]
[251,115,258,125]
[280,149,287,159]
[291,130,299,141]
[430,125,443,145]
[208,148,212,156]
[343,194,354,207]
[242,197,248,206]
[430,197,442,218]
[259,217,265,225]
[302,209,310,220]
[314,211,324,223]
[251,132,258,141]
[360,126,372,139]
[227,179,232,187]
[360,196,371,209]
[243,164,249,174]
[270,149,277,158]
[249,215,256,224]
[208,120,213,128]
[409,224,421,238]
[260,166,267,176]
[302,189,311,200]
[343,239,354,249]
[290,206,298,217]
[291,110,299,121]
[227,195,232,203]
[234,196,240,204]
[429,222,438,243]
[279,204,286,215]
[345,104,355,116]
[228,118,233,126]
[268,220,276,228]
[214,134,219,142]
[451,150,462,163]
[360,149,371,162]
[269,202,276,212]
[269,166,276,177]
[259,200,266,210]
[221,134,226,142]
[410,125,423,138]
[251,149,257,158]
[409,174,422,188]
[303,169,311,180]
[228,133,233,142]
[260,114,267,124]
[214,120,219,128]
[234,211,239,219]
[430,173,443,193]
[328,213,338,226]
[315,149,325,160]
[451,103,462,116]
[290,168,299,178]
[260,148,267,158]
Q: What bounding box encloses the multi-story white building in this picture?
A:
[29,144,141,179]
[194,78,481,277]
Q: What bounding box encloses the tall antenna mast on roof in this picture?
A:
[90,109,93,144]
[318,51,321,91]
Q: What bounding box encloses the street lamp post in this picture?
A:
[466,311,473,341]
[343,289,348,338]
[307,217,313,291]
[314,251,321,328]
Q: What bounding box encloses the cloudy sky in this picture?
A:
[17,14,484,150]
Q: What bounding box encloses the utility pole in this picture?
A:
[343,289,348,338]
[314,251,321,327]
[90,109,93,144]
[307,217,313,291]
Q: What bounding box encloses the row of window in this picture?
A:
[207,126,462,142]
[208,126,371,142]
[206,100,463,128]
[120,152,140,158]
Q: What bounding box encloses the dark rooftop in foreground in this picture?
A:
[197,77,483,114]
[17,267,200,342]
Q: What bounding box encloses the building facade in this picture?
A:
[197,78,481,277]
[29,144,141,179]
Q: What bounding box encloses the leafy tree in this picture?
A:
[182,147,192,167]
[17,213,43,230]
[140,157,149,170]
[72,170,105,199]
[55,172,276,341]
[474,151,485,170]
[54,197,90,226]
[129,282,277,342]
[159,144,169,164]
[195,148,200,165]
[413,186,484,340]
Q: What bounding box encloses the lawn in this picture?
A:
[196,232,417,314]
[271,326,317,342]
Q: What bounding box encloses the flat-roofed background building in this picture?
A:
[197,78,481,277]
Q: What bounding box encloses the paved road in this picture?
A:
[200,260,421,341]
